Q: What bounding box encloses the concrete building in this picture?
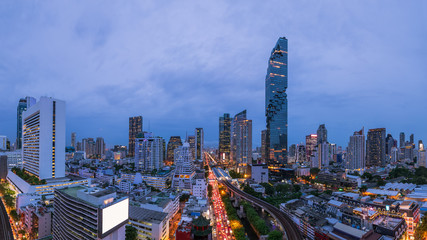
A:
[172,143,195,193]
[129,116,143,157]
[0,135,7,150]
[135,132,164,172]
[53,186,129,240]
[231,110,252,173]
[71,132,76,148]
[19,204,52,239]
[96,137,105,156]
[166,136,183,161]
[22,97,65,180]
[249,164,268,183]
[128,206,169,240]
[119,180,133,194]
[195,128,204,161]
[192,177,207,199]
[219,113,231,161]
[366,128,386,167]
[305,134,317,161]
[347,128,365,170]
[137,192,179,223]
[16,96,36,149]
[0,155,7,180]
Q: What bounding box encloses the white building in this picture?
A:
[119,180,133,194]
[347,128,365,170]
[192,178,207,198]
[0,150,22,169]
[138,192,179,223]
[134,132,164,171]
[250,164,269,183]
[418,150,426,168]
[22,97,66,179]
[318,142,330,169]
[172,142,195,193]
[0,135,6,150]
[128,206,169,240]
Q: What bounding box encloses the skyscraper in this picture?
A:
[305,134,317,160]
[187,135,196,159]
[195,128,204,161]
[129,116,143,157]
[22,97,65,179]
[265,37,288,165]
[317,124,327,144]
[366,128,386,167]
[261,130,267,162]
[347,128,365,170]
[410,134,414,145]
[400,132,405,148]
[16,96,36,149]
[135,132,164,171]
[231,110,252,173]
[71,132,76,148]
[219,113,231,161]
[385,134,394,156]
[167,136,183,161]
[95,137,105,156]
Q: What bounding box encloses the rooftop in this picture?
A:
[129,206,167,224]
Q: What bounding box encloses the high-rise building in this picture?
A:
[289,144,296,158]
[53,186,129,240]
[0,136,6,150]
[296,144,306,163]
[219,113,231,161]
[347,128,365,170]
[305,134,317,160]
[167,136,183,161]
[16,97,36,149]
[22,97,65,180]
[366,128,386,167]
[187,135,196,159]
[195,128,204,161]
[410,134,414,145]
[400,132,405,148]
[231,110,252,173]
[0,156,7,180]
[95,137,105,156]
[317,142,330,169]
[261,130,267,162]
[129,116,143,157]
[71,132,76,148]
[265,37,288,165]
[385,134,394,155]
[418,140,424,151]
[317,124,327,144]
[135,132,164,171]
[85,138,95,157]
[172,142,195,193]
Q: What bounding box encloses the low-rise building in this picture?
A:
[128,206,169,240]
[249,164,269,183]
[192,178,207,199]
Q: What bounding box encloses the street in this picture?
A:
[0,198,14,240]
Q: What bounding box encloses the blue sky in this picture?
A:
[0,1,426,148]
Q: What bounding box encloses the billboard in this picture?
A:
[102,198,129,234]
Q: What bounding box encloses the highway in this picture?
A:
[220,180,302,240]
[0,199,13,240]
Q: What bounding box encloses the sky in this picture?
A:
[0,1,426,148]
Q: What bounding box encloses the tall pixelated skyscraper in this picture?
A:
[16,96,36,149]
[265,37,288,165]
[195,128,204,161]
[366,128,386,167]
[231,110,252,173]
[128,116,143,157]
[219,113,231,161]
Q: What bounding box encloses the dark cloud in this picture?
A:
[0,0,426,148]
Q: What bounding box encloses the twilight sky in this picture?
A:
[0,1,426,148]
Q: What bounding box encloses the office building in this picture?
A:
[306,134,317,160]
[219,113,231,161]
[172,142,195,193]
[16,96,36,149]
[261,130,267,162]
[317,124,327,144]
[135,132,164,172]
[265,37,288,165]
[0,135,6,150]
[410,134,414,145]
[0,150,22,169]
[418,140,424,151]
[400,132,405,148]
[129,116,143,157]
[195,128,204,161]
[231,110,252,173]
[22,97,65,180]
[385,134,394,158]
[187,135,195,159]
[249,164,268,183]
[192,177,208,198]
[296,144,306,163]
[166,136,183,161]
[128,206,169,240]
[71,132,76,148]
[318,142,330,169]
[366,128,386,167]
[347,128,365,170]
[95,137,105,156]
[399,201,420,239]
[53,186,128,240]
[0,156,7,180]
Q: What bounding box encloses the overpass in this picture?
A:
[220,180,302,240]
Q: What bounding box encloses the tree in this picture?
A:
[260,183,275,195]
[208,184,213,198]
[415,214,427,239]
[179,194,190,203]
[10,209,19,221]
[268,230,283,240]
[359,185,368,193]
[293,184,301,193]
[125,225,138,240]
[310,168,320,176]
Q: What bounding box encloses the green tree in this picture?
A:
[260,183,275,195]
[208,184,213,198]
[268,230,283,240]
[310,168,320,176]
[359,185,368,193]
[125,225,138,240]
[415,214,427,240]
[10,209,19,221]
[293,184,301,192]
[179,194,190,203]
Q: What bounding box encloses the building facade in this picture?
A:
[366,128,386,167]
[129,116,143,157]
[347,128,366,170]
[135,133,164,172]
[22,97,65,180]
[265,37,288,165]
[167,136,183,161]
[219,113,231,161]
[17,96,36,150]
[231,110,252,173]
[172,143,195,193]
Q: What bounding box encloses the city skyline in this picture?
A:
[1,1,426,148]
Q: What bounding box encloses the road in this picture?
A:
[209,170,233,240]
[0,199,14,240]
[220,180,302,240]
